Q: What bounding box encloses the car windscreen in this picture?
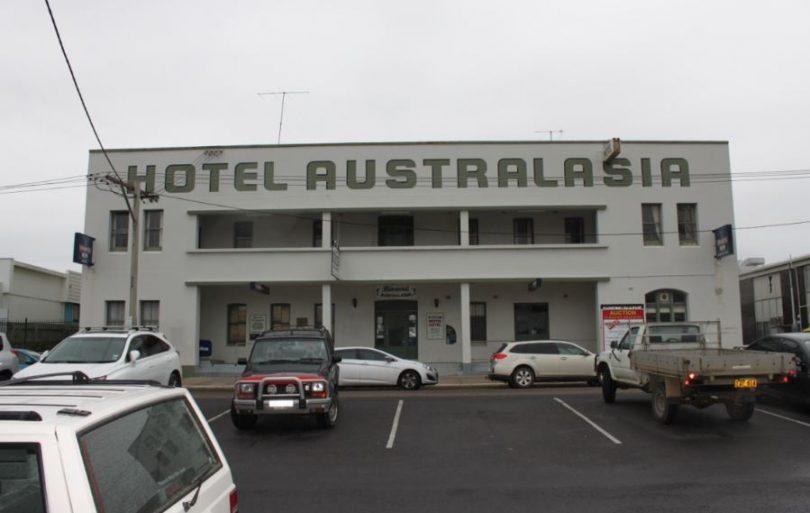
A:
[0,444,46,513]
[249,338,328,364]
[79,397,221,513]
[43,336,126,363]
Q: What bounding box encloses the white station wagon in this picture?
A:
[15,328,183,387]
[0,377,238,513]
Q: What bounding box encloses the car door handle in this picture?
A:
[560,357,568,360]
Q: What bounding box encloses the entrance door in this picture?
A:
[374,300,418,360]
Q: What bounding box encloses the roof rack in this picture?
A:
[81,326,158,333]
[0,371,163,387]
[259,326,331,337]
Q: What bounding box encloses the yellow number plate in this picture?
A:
[734,378,758,389]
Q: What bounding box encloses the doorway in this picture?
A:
[374,300,418,359]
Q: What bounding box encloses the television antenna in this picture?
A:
[257,90,310,144]
[534,129,564,141]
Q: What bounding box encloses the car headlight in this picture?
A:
[236,382,257,399]
[285,384,297,394]
[311,382,325,392]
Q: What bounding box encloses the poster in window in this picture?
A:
[426,312,444,340]
[249,314,268,340]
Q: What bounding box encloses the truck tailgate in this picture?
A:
[631,349,795,378]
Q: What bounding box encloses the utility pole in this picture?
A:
[103,175,159,327]
[534,129,564,141]
[257,90,310,144]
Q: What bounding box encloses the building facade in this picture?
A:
[80,140,742,371]
[0,258,81,325]
[739,255,809,343]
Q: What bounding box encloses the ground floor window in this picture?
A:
[271,303,291,330]
[645,289,687,322]
[140,300,159,328]
[105,300,125,326]
[514,303,549,341]
[471,302,487,343]
[227,304,246,345]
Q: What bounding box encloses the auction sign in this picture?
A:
[600,304,645,351]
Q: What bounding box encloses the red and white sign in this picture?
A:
[600,304,644,351]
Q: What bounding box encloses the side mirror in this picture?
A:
[610,341,618,349]
[129,350,141,364]
[332,355,342,364]
[237,357,247,366]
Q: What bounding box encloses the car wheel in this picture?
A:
[726,400,755,422]
[230,403,257,430]
[168,371,182,387]
[317,396,339,429]
[651,378,678,424]
[600,367,616,403]
[510,366,534,389]
[398,370,421,391]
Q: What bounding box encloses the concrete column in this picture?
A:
[322,211,332,248]
[460,282,471,371]
[321,283,332,334]
[459,210,470,246]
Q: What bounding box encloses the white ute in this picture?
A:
[0,373,239,512]
[595,322,797,424]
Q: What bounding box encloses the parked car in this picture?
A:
[0,374,238,513]
[14,327,182,386]
[12,348,41,370]
[745,333,810,406]
[489,340,598,388]
[0,332,20,379]
[231,327,341,430]
[334,347,439,390]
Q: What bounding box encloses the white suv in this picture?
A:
[15,328,182,386]
[488,340,598,388]
[0,376,238,512]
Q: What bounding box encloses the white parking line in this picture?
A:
[386,400,404,449]
[756,408,810,428]
[207,409,230,424]
[553,397,622,445]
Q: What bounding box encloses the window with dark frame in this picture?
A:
[469,218,480,245]
[143,210,163,251]
[227,304,247,345]
[513,218,534,245]
[378,215,414,246]
[106,300,125,326]
[109,211,129,252]
[313,219,323,247]
[564,217,585,244]
[645,289,688,322]
[234,221,253,248]
[470,302,487,342]
[642,204,663,246]
[677,203,698,246]
[271,303,291,330]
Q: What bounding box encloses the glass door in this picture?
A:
[374,300,418,359]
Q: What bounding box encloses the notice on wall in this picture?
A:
[426,312,444,340]
[600,304,645,351]
[249,313,268,340]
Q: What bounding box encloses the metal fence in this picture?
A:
[0,320,79,352]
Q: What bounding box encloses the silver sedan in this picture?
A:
[335,347,439,390]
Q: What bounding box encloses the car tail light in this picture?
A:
[492,353,508,361]
[229,488,239,513]
[683,372,701,387]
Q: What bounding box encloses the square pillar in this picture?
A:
[459,210,470,246]
[460,282,472,371]
[321,211,332,248]
[321,283,332,334]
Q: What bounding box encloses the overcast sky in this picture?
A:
[1,0,808,273]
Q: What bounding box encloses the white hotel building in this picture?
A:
[80,140,742,373]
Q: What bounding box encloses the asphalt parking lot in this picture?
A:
[193,386,810,513]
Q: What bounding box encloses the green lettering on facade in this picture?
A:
[497,158,527,187]
[127,165,156,193]
[603,158,633,187]
[386,159,417,189]
[346,160,376,189]
[641,158,653,187]
[165,164,195,193]
[307,161,336,190]
[532,159,558,187]
[423,159,450,188]
[234,162,258,191]
[457,159,488,188]
[263,162,287,191]
[661,158,690,187]
[202,163,227,192]
[564,158,593,187]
